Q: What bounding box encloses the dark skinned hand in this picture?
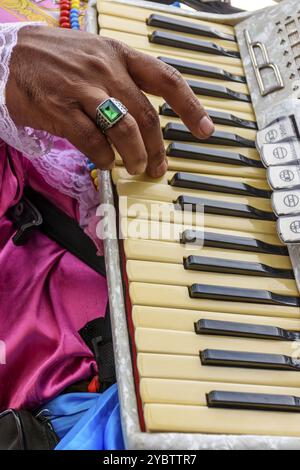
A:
[6,25,214,177]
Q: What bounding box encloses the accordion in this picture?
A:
[88,0,300,449]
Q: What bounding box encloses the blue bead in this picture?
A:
[88,162,96,170]
[70,8,79,13]
[72,26,80,30]
[70,12,78,17]
[71,20,79,26]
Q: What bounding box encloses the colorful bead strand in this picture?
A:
[59,0,98,190]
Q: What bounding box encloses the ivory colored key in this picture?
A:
[98,1,236,37]
[121,210,278,241]
[130,283,300,318]
[112,168,269,193]
[132,306,300,333]
[120,211,287,246]
[115,150,266,179]
[144,403,300,436]
[137,353,300,387]
[116,180,272,213]
[124,239,291,269]
[135,327,300,357]
[99,14,239,51]
[140,378,300,407]
[126,260,298,295]
[101,29,244,68]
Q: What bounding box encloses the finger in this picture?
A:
[120,80,167,178]
[63,110,115,170]
[125,50,215,139]
[82,88,148,175]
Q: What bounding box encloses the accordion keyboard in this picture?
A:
[97,0,300,437]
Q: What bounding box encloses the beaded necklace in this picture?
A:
[59,0,98,190]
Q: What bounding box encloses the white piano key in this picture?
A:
[260,140,300,167]
[267,165,300,190]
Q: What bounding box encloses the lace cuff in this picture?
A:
[0,22,53,158]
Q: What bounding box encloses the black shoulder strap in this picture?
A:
[8,186,116,391]
[8,186,106,277]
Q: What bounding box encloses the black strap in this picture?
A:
[79,304,116,392]
[8,186,106,277]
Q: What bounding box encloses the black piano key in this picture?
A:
[184,255,294,279]
[194,319,300,341]
[170,172,271,198]
[158,56,246,83]
[200,349,300,371]
[160,103,257,130]
[147,14,236,42]
[166,143,263,168]
[175,195,275,221]
[207,390,300,412]
[180,230,288,256]
[189,284,300,307]
[186,79,250,102]
[163,123,255,148]
[149,31,240,59]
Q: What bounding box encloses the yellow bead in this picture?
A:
[71,2,80,7]
[94,177,99,188]
[91,169,98,179]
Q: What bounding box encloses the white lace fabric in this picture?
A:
[0,23,102,250]
[0,22,53,158]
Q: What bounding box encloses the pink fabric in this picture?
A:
[0,139,108,411]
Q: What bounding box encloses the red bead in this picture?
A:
[60,16,69,24]
[60,0,70,5]
[61,21,71,28]
[60,7,70,14]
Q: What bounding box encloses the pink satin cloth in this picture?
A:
[0,138,108,411]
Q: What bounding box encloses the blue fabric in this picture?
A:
[41,384,125,450]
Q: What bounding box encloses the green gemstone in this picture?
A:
[101,101,122,123]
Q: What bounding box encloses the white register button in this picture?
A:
[277,215,300,243]
[267,165,300,190]
[256,116,297,150]
[272,190,300,216]
[260,140,300,167]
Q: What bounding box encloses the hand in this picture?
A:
[6,26,214,177]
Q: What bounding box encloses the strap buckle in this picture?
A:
[7,197,43,246]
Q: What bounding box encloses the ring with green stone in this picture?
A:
[96,97,128,133]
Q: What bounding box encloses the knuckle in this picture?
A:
[163,65,184,89]
[116,115,137,136]
[140,107,160,131]
[186,94,202,114]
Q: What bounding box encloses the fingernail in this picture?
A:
[199,115,214,136]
